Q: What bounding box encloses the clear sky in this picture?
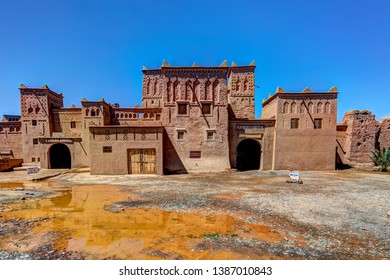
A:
[0,0,389,121]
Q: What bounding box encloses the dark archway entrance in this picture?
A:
[49,144,71,169]
[236,139,261,171]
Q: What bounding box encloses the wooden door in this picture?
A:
[141,149,156,174]
[128,149,156,174]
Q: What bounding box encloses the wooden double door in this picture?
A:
[128,149,156,174]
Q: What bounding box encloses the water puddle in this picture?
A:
[0,182,26,189]
[0,185,282,259]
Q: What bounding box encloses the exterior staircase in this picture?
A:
[13,162,41,171]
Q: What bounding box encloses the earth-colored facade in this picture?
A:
[0,61,388,174]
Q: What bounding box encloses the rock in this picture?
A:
[387,211,390,218]
[13,188,25,191]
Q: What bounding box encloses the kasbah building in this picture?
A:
[1,60,389,174]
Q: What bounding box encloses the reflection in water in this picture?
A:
[0,182,26,189]
[1,185,281,259]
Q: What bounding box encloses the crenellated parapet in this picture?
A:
[111,107,162,126]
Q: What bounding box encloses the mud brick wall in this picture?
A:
[378,118,390,149]
[338,111,390,166]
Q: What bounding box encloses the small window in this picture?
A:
[37,157,40,162]
[206,131,215,141]
[103,146,112,153]
[291,118,299,129]
[10,127,14,132]
[33,138,38,145]
[0,127,3,132]
[314,119,322,129]
[177,104,188,116]
[32,120,37,126]
[70,121,76,128]
[177,131,185,140]
[32,157,35,162]
[156,114,161,120]
[201,103,212,115]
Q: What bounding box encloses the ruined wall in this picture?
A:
[378,118,390,149]
[338,111,390,166]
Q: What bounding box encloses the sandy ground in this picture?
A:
[0,168,389,259]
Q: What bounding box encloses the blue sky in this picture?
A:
[0,0,389,121]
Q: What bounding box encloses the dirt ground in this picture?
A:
[0,168,389,260]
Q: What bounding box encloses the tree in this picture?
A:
[370,148,390,172]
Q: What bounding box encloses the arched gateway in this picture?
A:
[49,144,71,169]
[236,139,261,171]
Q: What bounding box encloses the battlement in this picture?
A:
[262,86,339,107]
